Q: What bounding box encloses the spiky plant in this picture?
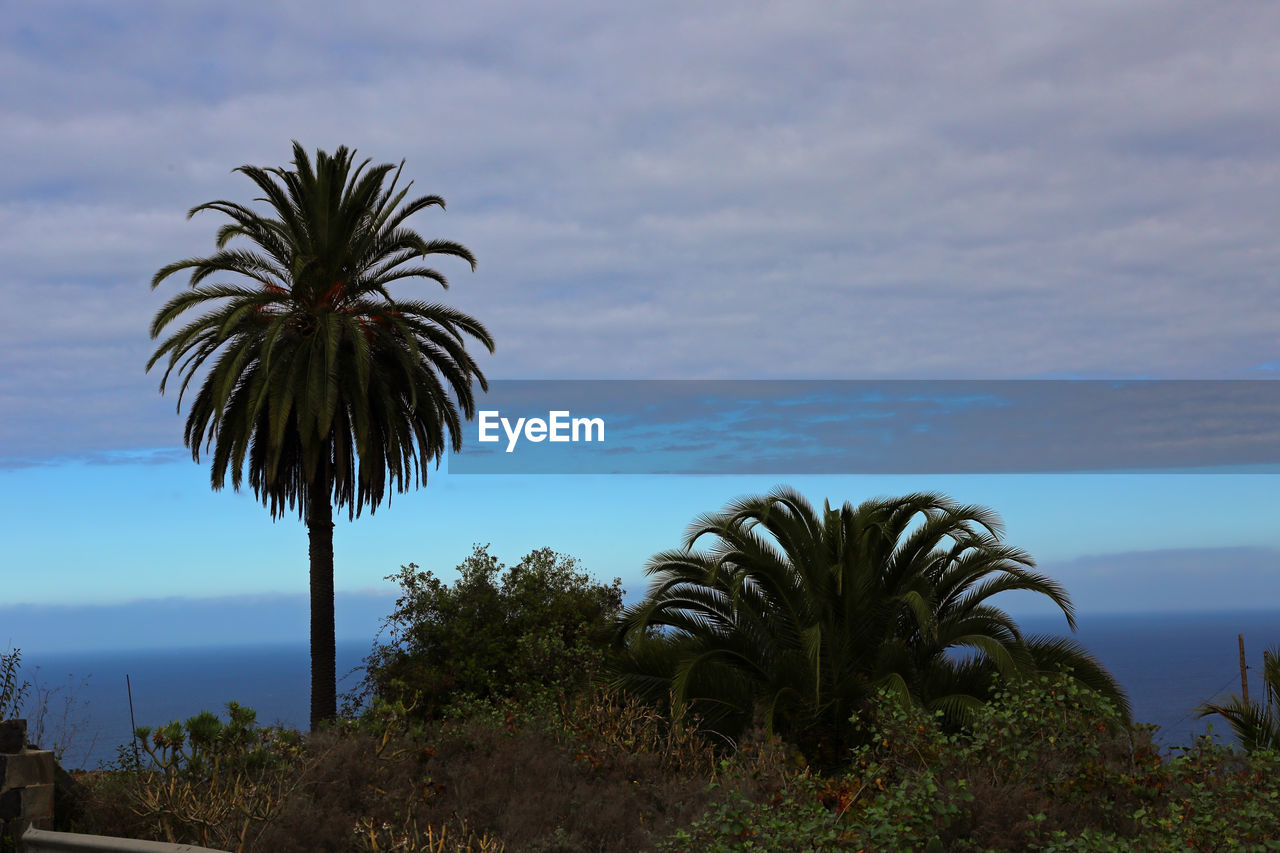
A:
[1198,646,1280,752]
[609,486,1128,755]
[148,143,493,728]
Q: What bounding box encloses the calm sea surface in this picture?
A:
[17,640,371,770]
[14,611,1280,770]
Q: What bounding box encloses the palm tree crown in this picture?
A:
[610,486,1127,753]
[149,142,493,519]
[148,143,493,726]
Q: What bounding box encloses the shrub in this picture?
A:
[356,545,623,719]
[667,673,1280,850]
[262,695,762,853]
[556,685,719,779]
[250,721,485,853]
[72,677,1280,851]
[665,673,1152,851]
[77,691,769,852]
[75,703,305,852]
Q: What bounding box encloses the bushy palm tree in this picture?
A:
[148,143,493,729]
[1198,647,1280,752]
[609,486,1127,754]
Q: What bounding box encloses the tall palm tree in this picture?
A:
[1198,646,1280,752]
[148,143,493,729]
[609,486,1127,753]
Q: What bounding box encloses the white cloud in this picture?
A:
[5,1,1280,458]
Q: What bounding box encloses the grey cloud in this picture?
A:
[5,1,1280,459]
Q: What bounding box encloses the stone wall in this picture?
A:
[1,719,56,849]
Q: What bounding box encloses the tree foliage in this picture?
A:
[147,142,491,521]
[147,143,492,727]
[361,545,624,717]
[609,486,1128,756]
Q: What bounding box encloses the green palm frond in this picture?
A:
[1197,644,1280,751]
[148,143,492,521]
[609,487,1126,752]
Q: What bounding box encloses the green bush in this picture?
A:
[667,672,1280,850]
[356,545,623,719]
[664,674,1170,851]
[66,678,1280,851]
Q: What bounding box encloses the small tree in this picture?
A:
[359,545,623,718]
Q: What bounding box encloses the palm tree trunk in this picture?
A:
[307,471,336,731]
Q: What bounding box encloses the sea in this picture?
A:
[11,611,1280,771]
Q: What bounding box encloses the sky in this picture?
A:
[3,1,1280,652]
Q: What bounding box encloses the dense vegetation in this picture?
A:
[9,502,1280,850]
[609,488,1129,767]
[52,668,1280,852]
[354,545,624,719]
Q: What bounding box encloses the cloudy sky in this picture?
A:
[3,1,1280,650]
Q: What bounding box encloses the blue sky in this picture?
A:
[3,1,1280,651]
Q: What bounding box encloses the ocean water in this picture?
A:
[12,612,1280,770]
[15,640,372,770]
[1018,610,1280,748]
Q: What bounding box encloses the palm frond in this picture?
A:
[148,143,488,521]
[609,487,1115,752]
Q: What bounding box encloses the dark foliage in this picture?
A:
[357,545,624,719]
[147,143,492,727]
[610,487,1128,761]
[1197,644,1280,752]
[665,673,1280,851]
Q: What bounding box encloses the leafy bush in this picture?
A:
[357,545,623,719]
[667,672,1280,850]
[68,678,1280,851]
[666,674,1154,851]
[1026,738,1280,850]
